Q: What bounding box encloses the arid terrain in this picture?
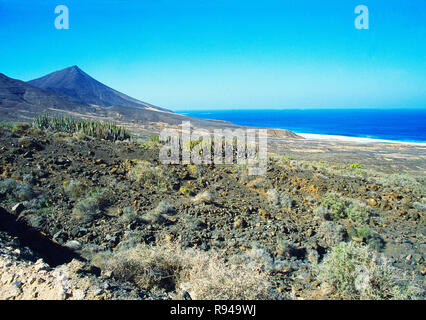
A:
[268,136,426,174]
[0,119,424,300]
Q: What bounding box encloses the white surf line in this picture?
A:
[296,133,426,146]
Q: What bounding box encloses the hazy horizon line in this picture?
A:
[174,106,426,112]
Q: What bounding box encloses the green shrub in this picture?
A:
[321,194,346,219]
[354,226,371,239]
[318,242,422,300]
[11,122,31,135]
[345,201,369,224]
[372,173,426,196]
[0,121,15,129]
[150,135,160,143]
[349,163,364,169]
[178,185,193,196]
[321,193,368,223]
[351,226,385,250]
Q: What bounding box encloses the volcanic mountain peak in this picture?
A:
[2,68,299,137]
[30,65,94,90]
[57,65,87,80]
[28,66,169,111]
[0,72,95,120]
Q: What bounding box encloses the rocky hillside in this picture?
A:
[0,73,96,121]
[0,230,165,300]
[28,66,170,112]
[0,121,424,300]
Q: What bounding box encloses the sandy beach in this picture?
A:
[296,133,426,146]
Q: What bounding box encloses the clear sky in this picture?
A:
[0,0,425,110]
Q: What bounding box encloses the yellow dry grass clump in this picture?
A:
[93,241,274,300]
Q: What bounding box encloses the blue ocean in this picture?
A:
[177,109,426,143]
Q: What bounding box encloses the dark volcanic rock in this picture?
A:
[28,66,170,112]
[0,73,95,121]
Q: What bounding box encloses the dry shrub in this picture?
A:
[63,180,85,200]
[192,191,213,204]
[72,188,113,222]
[11,122,31,135]
[93,242,274,300]
[267,189,295,209]
[127,160,169,191]
[143,201,175,224]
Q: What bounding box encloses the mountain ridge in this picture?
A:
[1,68,300,139]
[0,71,241,130]
[28,66,170,112]
[0,72,96,120]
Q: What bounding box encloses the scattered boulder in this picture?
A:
[65,240,82,251]
[11,203,25,215]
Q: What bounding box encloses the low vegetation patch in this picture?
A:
[33,113,130,142]
[372,172,426,196]
[349,163,364,169]
[0,121,15,129]
[11,122,32,135]
[320,193,369,224]
[72,188,114,222]
[178,185,193,196]
[93,242,275,300]
[278,156,425,196]
[63,180,85,200]
[142,201,175,224]
[127,160,170,191]
[317,242,422,300]
[134,135,161,149]
[267,189,295,209]
[0,178,34,202]
[192,191,213,204]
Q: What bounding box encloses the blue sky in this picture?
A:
[0,0,425,110]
